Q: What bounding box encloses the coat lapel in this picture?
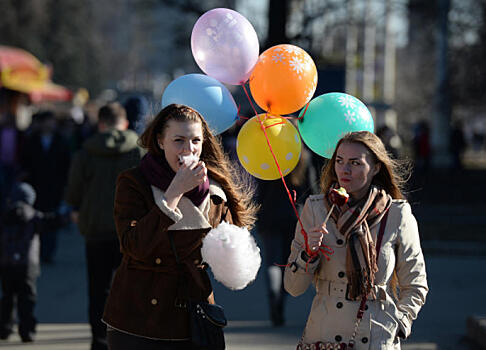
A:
[151,179,226,231]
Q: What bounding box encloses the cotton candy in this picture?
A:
[201,221,261,290]
[178,154,199,166]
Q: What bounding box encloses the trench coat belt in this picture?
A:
[316,279,387,301]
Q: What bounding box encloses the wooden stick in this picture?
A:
[322,203,335,227]
[309,204,335,255]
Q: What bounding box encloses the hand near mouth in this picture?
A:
[164,159,207,209]
[178,154,199,168]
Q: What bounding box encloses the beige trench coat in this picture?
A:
[284,195,428,350]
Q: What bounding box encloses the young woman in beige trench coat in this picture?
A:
[284,131,428,350]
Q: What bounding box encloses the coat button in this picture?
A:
[155,258,162,265]
[151,298,158,305]
[362,337,368,343]
[130,220,137,227]
[336,239,344,245]
[338,271,345,278]
[335,335,342,342]
[336,302,343,309]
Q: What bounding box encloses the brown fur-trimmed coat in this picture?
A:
[103,167,232,340]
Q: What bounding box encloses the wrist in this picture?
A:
[301,250,318,263]
[163,186,183,210]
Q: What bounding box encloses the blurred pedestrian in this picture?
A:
[123,95,149,135]
[284,131,428,349]
[21,111,71,264]
[0,182,44,342]
[0,88,26,213]
[412,120,430,186]
[256,146,316,326]
[376,125,401,159]
[102,104,257,350]
[65,102,143,350]
[450,120,466,171]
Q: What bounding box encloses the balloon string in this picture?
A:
[241,83,260,118]
[236,104,250,120]
[263,121,286,128]
[260,119,313,256]
[240,86,312,257]
[239,85,333,260]
[296,102,310,121]
[261,118,326,258]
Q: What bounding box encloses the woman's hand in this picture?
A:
[171,160,207,193]
[164,161,207,209]
[308,224,328,252]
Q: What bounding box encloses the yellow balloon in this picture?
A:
[236,114,302,180]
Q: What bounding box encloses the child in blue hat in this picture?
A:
[0,182,45,342]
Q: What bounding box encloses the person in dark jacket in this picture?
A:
[256,146,317,326]
[0,182,44,342]
[21,111,71,263]
[0,88,26,214]
[65,102,143,350]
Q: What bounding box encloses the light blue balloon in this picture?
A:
[161,74,238,134]
[298,92,374,158]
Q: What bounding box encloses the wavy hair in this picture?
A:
[139,104,258,228]
[320,131,410,199]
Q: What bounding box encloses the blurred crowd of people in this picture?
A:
[0,87,148,346]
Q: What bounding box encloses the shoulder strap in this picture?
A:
[357,208,389,311]
[348,208,389,348]
[375,208,389,262]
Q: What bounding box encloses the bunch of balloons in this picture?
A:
[161,7,375,181]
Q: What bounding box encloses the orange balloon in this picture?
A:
[249,44,317,115]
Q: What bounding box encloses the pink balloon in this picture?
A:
[191,8,259,85]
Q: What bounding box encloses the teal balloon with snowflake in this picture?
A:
[298,92,374,158]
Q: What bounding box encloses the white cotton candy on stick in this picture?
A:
[201,221,261,290]
[178,154,199,167]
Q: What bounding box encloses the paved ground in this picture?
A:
[0,220,485,349]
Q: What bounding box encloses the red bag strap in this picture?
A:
[375,209,389,262]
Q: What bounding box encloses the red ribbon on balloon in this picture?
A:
[241,83,334,262]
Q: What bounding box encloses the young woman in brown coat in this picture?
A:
[102,104,256,350]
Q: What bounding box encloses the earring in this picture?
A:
[158,142,163,150]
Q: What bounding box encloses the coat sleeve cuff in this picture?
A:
[396,309,412,338]
[294,249,320,272]
[155,197,183,223]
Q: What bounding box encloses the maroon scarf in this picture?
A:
[140,152,209,207]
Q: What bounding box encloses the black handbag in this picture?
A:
[188,300,227,349]
[168,232,227,350]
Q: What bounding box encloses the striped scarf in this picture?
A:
[325,184,392,300]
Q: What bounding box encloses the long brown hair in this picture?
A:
[320,131,410,199]
[319,131,410,297]
[139,104,258,228]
